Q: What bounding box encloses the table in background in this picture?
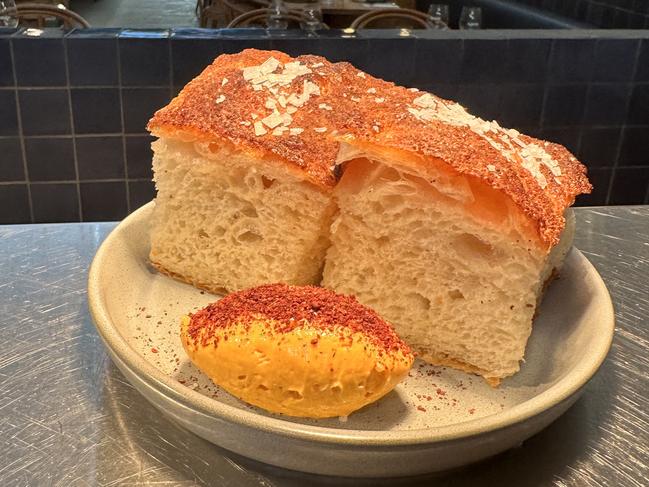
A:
[250,0,399,27]
[0,207,647,486]
[286,0,397,16]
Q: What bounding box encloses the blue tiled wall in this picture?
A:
[511,0,649,29]
[1,27,648,223]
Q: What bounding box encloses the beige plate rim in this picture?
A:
[87,202,615,447]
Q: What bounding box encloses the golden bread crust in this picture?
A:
[149,257,228,296]
[148,49,591,247]
[417,351,502,387]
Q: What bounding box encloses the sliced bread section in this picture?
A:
[322,153,574,384]
[150,137,335,293]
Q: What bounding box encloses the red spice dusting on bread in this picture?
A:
[187,283,411,356]
[148,49,591,247]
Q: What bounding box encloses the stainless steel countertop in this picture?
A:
[1,207,647,487]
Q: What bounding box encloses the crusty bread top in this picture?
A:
[148,49,591,246]
[148,49,339,188]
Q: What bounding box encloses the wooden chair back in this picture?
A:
[350,8,446,29]
[227,8,304,28]
[16,3,90,28]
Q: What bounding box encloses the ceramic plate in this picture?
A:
[88,202,615,477]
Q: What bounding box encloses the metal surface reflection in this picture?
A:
[0,208,647,486]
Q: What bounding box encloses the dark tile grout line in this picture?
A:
[0,178,153,186]
[536,38,554,138]
[116,37,130,215]
[3,80,648,91]
[62,36,83,223]
[168,34,174,104]
[573,40,597,183]
[605,37,643,204]
[9,39,34,223]
[0,133,152,139]
[0,85,171,90]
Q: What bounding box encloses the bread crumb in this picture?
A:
[215,95,226,104]
[318,103,333,111]
[367,87,377,94]
[357,72,366,78]
[375,97,385,103]
[290,127,304,135]
[311,62,324,68]
[487,164,496,172]
[221,78,228,86]
[351,96,360,102]
[314,127,327,133]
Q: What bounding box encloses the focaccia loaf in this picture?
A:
[148,49,591,384]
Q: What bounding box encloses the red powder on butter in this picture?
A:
[187,283,411,356]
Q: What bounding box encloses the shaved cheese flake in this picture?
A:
[260,56,281,74]
[261,111,283,129]
[281,112,293,126]
[254,121,267,136]
[242,66,261,81]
